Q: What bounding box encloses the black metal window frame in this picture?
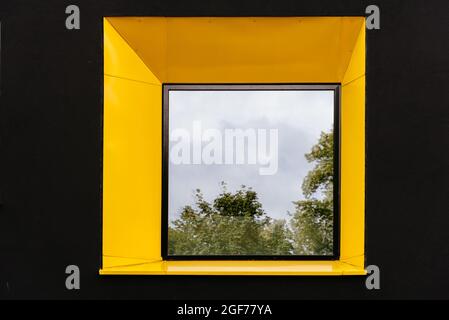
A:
[162,83,340,261]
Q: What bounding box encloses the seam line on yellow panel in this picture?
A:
[342,74,365,87]
[103,254,162,263]
[105,74,161,86]
[340,259,363,269]
[341,253,364,261]
[103,254,155,260]
[106,19,163,83]
[102,262,153,269]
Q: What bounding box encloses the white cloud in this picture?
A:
[168,90,333,220]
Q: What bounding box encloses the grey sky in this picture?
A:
[168,90,334,221]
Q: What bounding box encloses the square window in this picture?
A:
[163,84,340,260]
[101,17,365,275]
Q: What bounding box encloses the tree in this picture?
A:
[168,183,293,255]
[291,130,334,255]
[169,130,335,257]
[261,219,293,255]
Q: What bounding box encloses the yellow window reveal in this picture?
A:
[101,17,365,275]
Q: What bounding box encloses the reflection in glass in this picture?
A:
[167,88,335,257]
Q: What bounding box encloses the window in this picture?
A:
[163,84,340,260]
[102,17,365,275]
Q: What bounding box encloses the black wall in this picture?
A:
[0,0,448,299]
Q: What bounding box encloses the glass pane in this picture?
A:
[167,87,336,257]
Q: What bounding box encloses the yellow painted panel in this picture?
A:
[107,17,364,83]
[106,17,167,83]
[166,17,340,83]
[342,23,366,84]
[104,19,161,84]
[101,260,166,275]
[342,255,365,269]
[165,261,340,275]
[103,75,162,260]
[340,76,365,265]
[100,261,366,276]
[103,256,156,269]
[337,19,365,80]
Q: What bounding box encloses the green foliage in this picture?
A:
[261,219,294,255]
[291,130,334,255]
[213,183,265,218]
[169,130,334,256]
[168,184,293,255]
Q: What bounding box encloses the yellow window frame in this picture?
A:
[101,17,365,275]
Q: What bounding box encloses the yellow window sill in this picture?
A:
[100,257,366,276]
